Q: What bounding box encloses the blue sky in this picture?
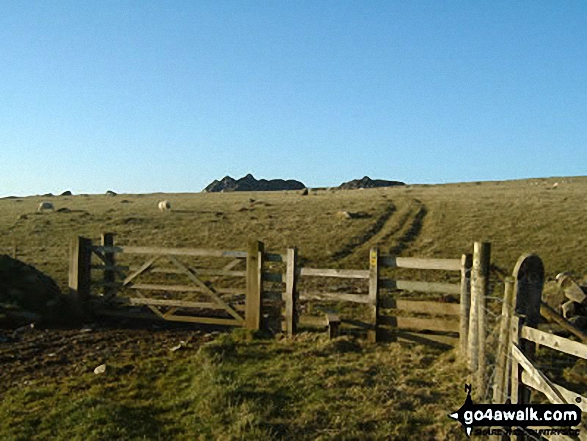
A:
[1,1,586,196]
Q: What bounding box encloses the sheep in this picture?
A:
[37,201,54,212]
[158,200,171,212]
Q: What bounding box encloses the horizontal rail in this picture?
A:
[395,330,459,347]
[379,256,462,271]
[379,316,460,333]
[91,245,247,258]
[521,326,587,360]
[127,283,245,295]
[379,299,461,316]
[123,266,246,277]
[298,315,327,328]
[91,264,130,271]
[163,314,244,326]
[380,279,461,294]
[299,291,371,304]
[299,268,370,279]
[115,297,226,310]
[521,371,587,412]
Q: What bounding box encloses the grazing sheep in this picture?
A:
[158,200,171,212]
[37,201,54,212]
[552,182,559,189]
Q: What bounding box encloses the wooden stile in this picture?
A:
[493,277,515,403]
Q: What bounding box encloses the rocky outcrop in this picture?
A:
[0,255,61,315]
[338,176,405,190]
[204,174,306,193]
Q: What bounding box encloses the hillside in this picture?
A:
[1,176,586,440]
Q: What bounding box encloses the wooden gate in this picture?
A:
[69,235,265,329]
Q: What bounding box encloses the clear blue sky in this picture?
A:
[1,1,586,196]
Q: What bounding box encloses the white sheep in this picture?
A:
[37,201,54,212]
[158,200,171,212]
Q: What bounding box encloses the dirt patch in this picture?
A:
[0,323,210,396]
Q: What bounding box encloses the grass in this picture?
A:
[0,331,469,440]
[1,176,586,439]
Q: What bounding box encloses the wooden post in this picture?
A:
[459,253,473,358]
[510,315,524,404]
[368,247,380,343]
[245,240,264,330]
[326,313,341,339]
[469,241,490,399]
[493,277,515,403]
[101,233,116,298]
[284,247,298,336]
[68,236,92,317]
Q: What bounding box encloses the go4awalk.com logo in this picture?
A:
[448,385,582,437]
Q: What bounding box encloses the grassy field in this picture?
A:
[1,176,586,440]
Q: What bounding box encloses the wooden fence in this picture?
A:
[493,254,587,439]
[69,234,493,357]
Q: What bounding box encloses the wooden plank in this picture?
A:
[299,267,370,279]
[493,277,515,404]
[379,256,461,271]
[127,266,246,277]
[395,330,459,348]
[299,291,371,304]
[521,326,587,360]
[132,289,166,319]
[379,298,460,315]
[263,272,283,283]
[511,343,567,405]
[93,245,247,258]
[368,247,379,343]
[162,314,243,326]
[521,371,587,412]
[460,253,472,358]
[474,242,490,400]
[540,303,587,343]
[379,316,460,333]
[167,255,244,322]
[284,248,298,336]
[101,233,116,298]
[245,240,264,330]
[127,283,214,293]
[116,297,226,309]
[379,279,461,294]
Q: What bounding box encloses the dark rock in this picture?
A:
[338,176,405,190]
[301,188,309,196]
[105,190,117,196]
[60,191,73,196]
[204,174,306,193]
[0,256,61,315]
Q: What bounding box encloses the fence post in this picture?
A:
[284,247,298,336]
[101,233,116,298]
[510,315,525,404]
[460,253,473,358]
[368,247,380,343]
[493,277,515,403]
[68,235,92,318]
[468,241,490,399]
[245,240,264,330]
